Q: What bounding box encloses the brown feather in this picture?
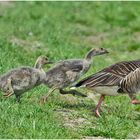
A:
[75,60,140,88]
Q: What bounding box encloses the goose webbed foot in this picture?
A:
[128,94,140,105]
[94,108,101,117]
[131,100,140,104]
[59,89,87,97]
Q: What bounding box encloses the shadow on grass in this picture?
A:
[59,102,95,111]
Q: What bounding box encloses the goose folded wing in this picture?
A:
[119,68,140,93]
[102,60,140,77]
[75,72,122,88]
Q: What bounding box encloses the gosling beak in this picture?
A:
[47,61,54,64]
[100,50,109,55]
[105,50,109,54]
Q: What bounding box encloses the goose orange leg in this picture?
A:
[95,95,105,117]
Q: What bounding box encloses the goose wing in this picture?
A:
[75,71,122,88]
[119,68,140,93]
[75,60,140,88]
[102,60,140,77]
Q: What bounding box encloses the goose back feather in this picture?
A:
[75,60,140,88]
[119,68,140,94]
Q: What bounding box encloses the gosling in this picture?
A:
[0,56,53,102]
[41,48,108,103]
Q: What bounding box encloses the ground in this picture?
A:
[0,1,140,139]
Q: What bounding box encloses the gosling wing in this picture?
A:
[60,60,83,72]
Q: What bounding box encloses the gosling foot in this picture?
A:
[39,96,48,104]
[4,92,14,97]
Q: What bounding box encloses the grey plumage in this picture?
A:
[41,48,109,102]
[0,56,52,102]
[44,59,90,88]
[75,60,140,117]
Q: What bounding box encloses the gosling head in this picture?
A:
[85,47,109,60]
[34,56,53,69]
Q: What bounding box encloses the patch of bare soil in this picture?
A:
[133,32,140,41]
[55,93,109,139]
[136,135,140,139]
[84,32,108,44]
[55,108,109,139]
[75,25,125,46]
[10,36,46,52]
[55,93,99,129]
[0,1,13,6]
[82,136,110,140]
[55,108,91,129]
[84,27,125,45]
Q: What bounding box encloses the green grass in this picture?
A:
[0,1,140,139]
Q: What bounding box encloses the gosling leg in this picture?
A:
[59,89,87,97]
[40,87,58,103]
[15,94,21,103]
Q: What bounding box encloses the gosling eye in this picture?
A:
[45,57,48,61]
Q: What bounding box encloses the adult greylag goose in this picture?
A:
[41,48,109,103]
[74,60,140,117]
[0,56,53,102]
